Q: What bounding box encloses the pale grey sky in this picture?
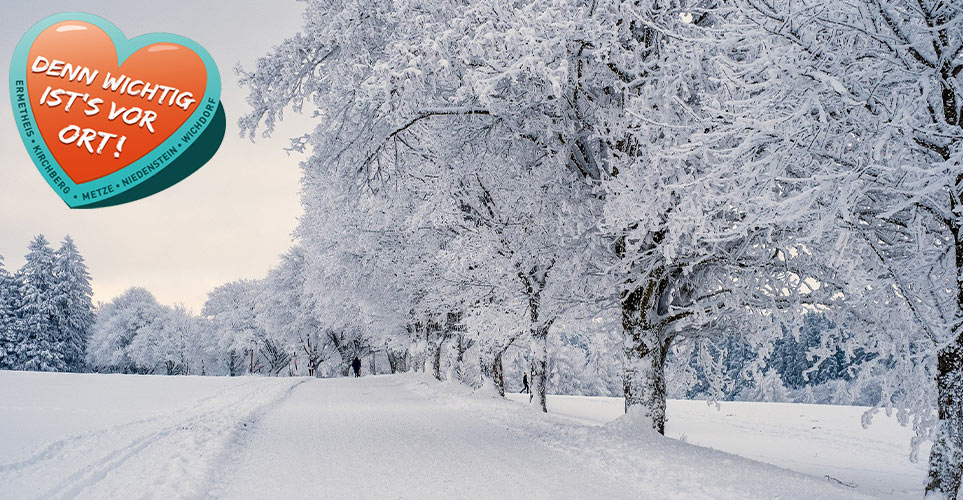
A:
[0,1,313,311]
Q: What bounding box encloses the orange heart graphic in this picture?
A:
[25,20,208,184]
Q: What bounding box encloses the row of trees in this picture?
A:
[85,288,210,375]
[89,251,611,385]
[234,0,963,496]
[0,235,94,373]
[89,279,865,404]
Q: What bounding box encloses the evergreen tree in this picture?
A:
[678,314,874,402]
[683,335,758,401]
[17,235,65,372]
[769,314,873,390]
[53,236,94,372]
[0,256,23,369]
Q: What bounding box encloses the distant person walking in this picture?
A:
[351,357,362,377]
[522,373,530,394]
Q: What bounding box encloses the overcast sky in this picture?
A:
[1,1,314,311]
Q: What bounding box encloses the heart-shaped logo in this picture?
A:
[9,13,224,208]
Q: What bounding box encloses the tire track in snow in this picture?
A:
[0,384,243,474]
[200,379,309,499]
[2,378,301,500]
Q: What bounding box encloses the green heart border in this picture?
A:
[9,12,222,208]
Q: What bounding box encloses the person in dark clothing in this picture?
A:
[522,373,530,394]
[351,357,362,377]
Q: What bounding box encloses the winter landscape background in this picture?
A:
[3,0,963,498]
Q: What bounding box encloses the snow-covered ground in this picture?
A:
[0,371,303,499]
[0,371,926,499]
[506,393,928,499]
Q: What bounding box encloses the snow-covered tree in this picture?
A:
[768,314,870,391]
[0,256,23,370]
[410,133,600,407]
[238,0,607,411]
[203,279,264,375]
[16,235,64,372]
[742,370,792,404]
[583,328,625,397]
[258,247,329,377]
[677,334,759,402]
[201,280,257,376]
[236,7,963,492]
[294,165,433,377]
[86,287,164,373]
[203,278,297,376]
[128,304,202,375]
[716,0,963,494]
[53,235,94,372]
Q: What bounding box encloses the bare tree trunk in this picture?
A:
[307,356,323,377]
[299,333,324,378]
[621,281,670,434]
[518,265,553,412]
[926,337,963,498]
[259,339,291,377]
[328,331,355,377]
[927,220,963,497]
[386,342,407,374]
[455,336,466,381]
[623,324,669,434]
[227,349,242,376]
[369,352,377,375]
[480,348,506,396]
[529,325,549,412]
[387,350,399,374]
[926,206,963,498]
[431,336,446,381]
[391,350,408,373]
[454,334,473,383]
[423,318,452,381]
[492,351,505,396]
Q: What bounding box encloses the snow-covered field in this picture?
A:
[0,372,304,499]
[0,371,926,499]
[506,393,928,499]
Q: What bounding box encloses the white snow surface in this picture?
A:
[505,393,928,499]
[0,371,925,499]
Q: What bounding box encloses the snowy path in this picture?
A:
[213,375,871,500]
[211,376,633,500]
[1,372,886,499]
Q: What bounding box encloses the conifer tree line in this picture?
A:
[0,235,94,372]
